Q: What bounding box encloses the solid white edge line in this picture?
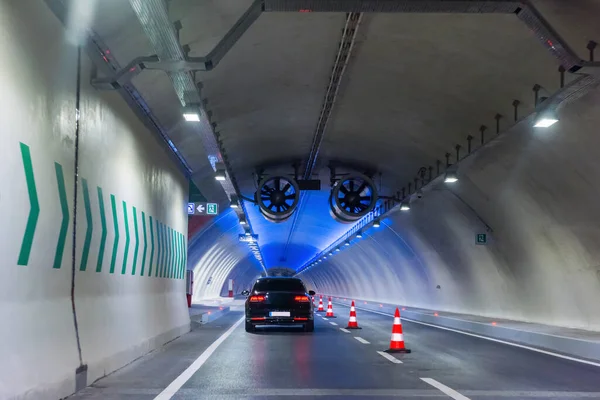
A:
[340,328,350,333]
[337,303,600,368]
[377,351,402,364]
[329,322,338,326]
[153,317,244,400]
[354,336,370,344]
[421,378,471,400]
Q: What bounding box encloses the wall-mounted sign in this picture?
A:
[188,202,219,216]
[239,234,259,243]
[476,233,487,245]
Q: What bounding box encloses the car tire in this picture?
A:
[245,321,255,333]
[304,320,314,332]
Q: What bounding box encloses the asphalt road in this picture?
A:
[70,304,600,400]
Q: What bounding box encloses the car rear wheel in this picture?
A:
[245,321,255,333]
[304,320,314,332]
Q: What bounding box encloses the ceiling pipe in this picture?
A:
[128,0,266,272]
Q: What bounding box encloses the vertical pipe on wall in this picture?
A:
[70,47,86,379]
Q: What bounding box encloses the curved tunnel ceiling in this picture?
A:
[87,1,600,303]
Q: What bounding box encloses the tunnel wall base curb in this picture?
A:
[85,321,191,390]
[331,298,600,364]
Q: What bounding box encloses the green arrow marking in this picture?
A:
[109,195,120,274]
[53,163,70,269]
[163,224,169,278]
[18,143,40,266]
[156,221,162,277]
[165,225,171,278]
[179,232,184,279]
[161,224,168,278]
[80,179,93,271]
[131,207,139,275]
[182,233,187,279]
[140,212,147,276]
[175,231,181,279]
[96,187,107,272]
[170,228,175,278]
[148,216,155,277]
[121,201,130,275]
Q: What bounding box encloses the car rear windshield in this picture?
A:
[253,279,306,292]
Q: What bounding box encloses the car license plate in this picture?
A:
[270,311,290,317]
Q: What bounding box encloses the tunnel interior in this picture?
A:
[2,0,600,399]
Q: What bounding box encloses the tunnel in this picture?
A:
[2,0,600,399]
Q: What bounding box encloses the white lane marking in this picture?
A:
[329,322,338,326]
[354,336,370,344]
[153,317,244,400]
[421,378,471,400]
[322,317,328,321]
[340,328,351,333]
[377,351,403,364]
[340,303,600,368]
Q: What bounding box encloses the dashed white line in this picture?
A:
[329,322,338,326]
[322,317,328,321]
[342,303,600,368]
[354,337,370,344]
[153,317,243,400]
[421,378,471,400]
[340,328,350,333]
[377,351,403,364]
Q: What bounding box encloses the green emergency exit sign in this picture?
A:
[476,233,487,245]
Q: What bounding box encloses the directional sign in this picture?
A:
[476,233,487,245]
[207,203,218,215]
[188,202,219,216]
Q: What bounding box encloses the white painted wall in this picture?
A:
[300,86,600,332]
[188,209,263,300]
[0,1,189,399]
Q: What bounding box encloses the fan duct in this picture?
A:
[256,176,300,222]
[329,173,378,223]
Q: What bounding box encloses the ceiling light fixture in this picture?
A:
[373,218,381,228]
[444,171,458,183]
[345,240,350,246]
[239,216,247,226]
[215,162,226,181]
[230,194,240,209]
[533,108,559,128]
[400,201,410,211]
[182,105,201,122]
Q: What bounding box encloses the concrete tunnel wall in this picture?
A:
[187,208,264,301]
[0,1,189,399]
[299,85,600,332]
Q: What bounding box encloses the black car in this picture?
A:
[242,277,316,332]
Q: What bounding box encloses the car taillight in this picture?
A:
[249,295,265,302]
[294,295,310,302]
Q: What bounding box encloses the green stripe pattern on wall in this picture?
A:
[15,143,186,279]
[140,212,147,276]
[80,179,93,271]
[53,162,70,270]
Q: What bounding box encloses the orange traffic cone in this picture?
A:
[346,300,361,329]
[325,297,336,318]
[317,295,325,312]
[384,308,411,353]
